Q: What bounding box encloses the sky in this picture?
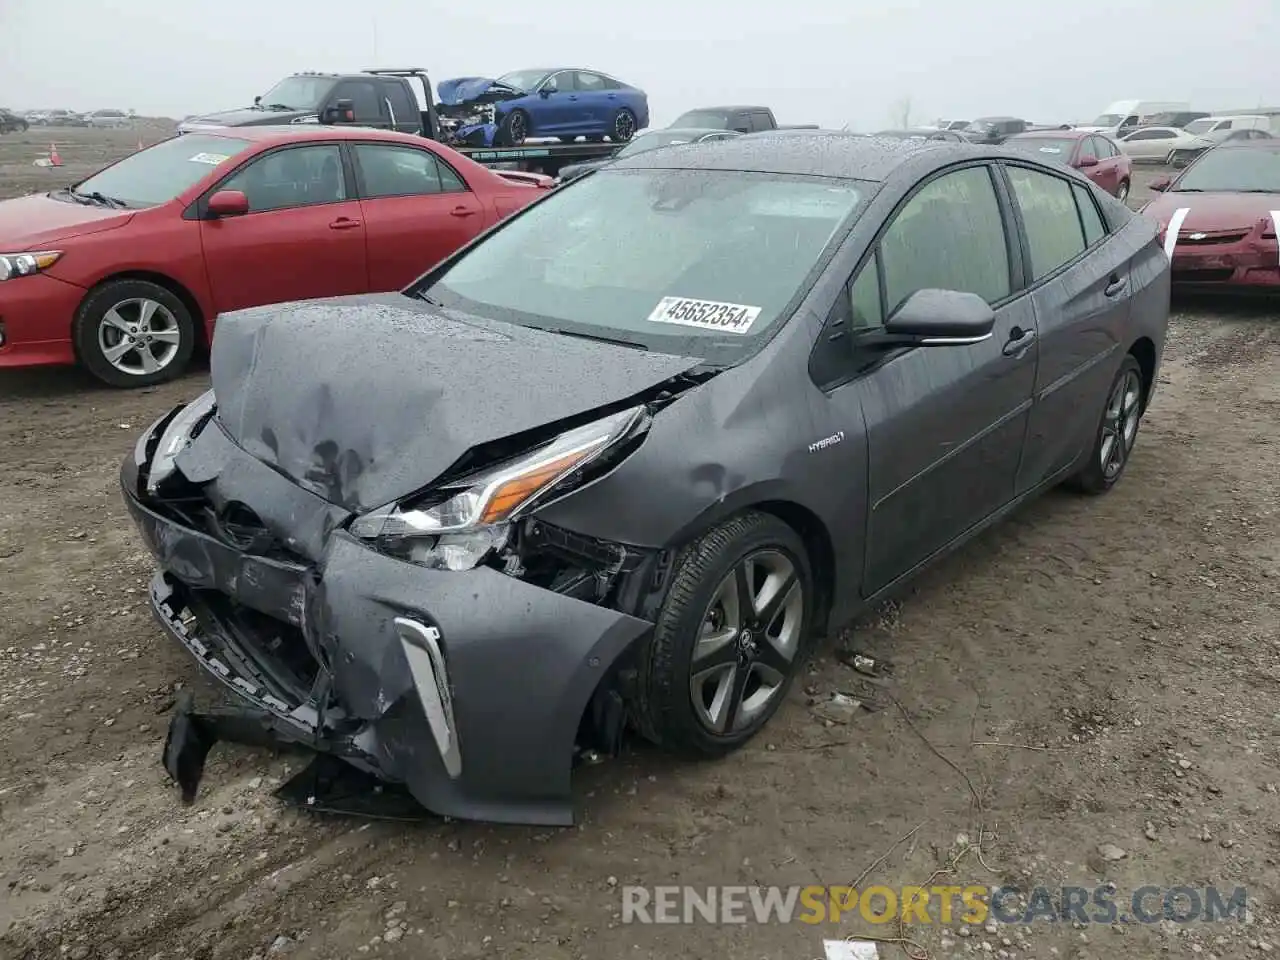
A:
[1,0,1276,130]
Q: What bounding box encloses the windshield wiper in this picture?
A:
[550,328,648,350]
[70,187,126,208]
[264,103,295,111]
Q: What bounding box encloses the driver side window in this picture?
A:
[879,165,1011,314]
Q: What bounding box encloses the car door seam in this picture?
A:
[870,397,1034,513]
[1037,342,1120,402]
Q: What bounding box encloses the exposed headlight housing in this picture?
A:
[146,390,217,494]
[350,405,648,571]
[0,250,62,281]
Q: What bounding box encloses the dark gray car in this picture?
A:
[122,135,1170,826]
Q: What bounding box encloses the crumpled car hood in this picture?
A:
[436,77,526,106]
[209,293,703,514]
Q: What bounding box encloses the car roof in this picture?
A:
[638,127,738,138]
[182,125,435,146]
[1214,138,1280,151]
[676,106,769,114]
[611,133,986,182]
[742,128,862,137]
[1008,129,1090,141]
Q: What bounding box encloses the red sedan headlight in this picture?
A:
[0,250,63,281]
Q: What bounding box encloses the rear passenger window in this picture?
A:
[879,165,1011,312]
[1007,166,1087,280]
[1072,184,1106,248]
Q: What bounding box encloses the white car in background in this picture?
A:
[86,109,131,128]
[1118,126,1213,164]
[1183,115,1272,142]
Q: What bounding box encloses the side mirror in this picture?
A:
[883,289,995,345]
[321,98,356,124]
[1149,176,1171,192]
[1076,154,1099,168]
[540,82,557,97]
[253,95,262,106]
[207,190,249,218]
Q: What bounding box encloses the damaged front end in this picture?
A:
[123,368,712,825]
[434,77,527,147]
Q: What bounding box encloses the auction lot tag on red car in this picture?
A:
[647,296,762,333]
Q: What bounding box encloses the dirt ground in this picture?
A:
[2,129,1279,960]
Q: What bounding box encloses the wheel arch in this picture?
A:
[79,270,209,351]
[1128,336,1157,412]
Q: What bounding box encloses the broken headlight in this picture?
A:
[146,390,217,494]
[350,406,648,571]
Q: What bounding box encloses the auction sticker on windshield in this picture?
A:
[647,297,762,334]
[188,153,230,165]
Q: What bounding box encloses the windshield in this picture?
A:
[616,132,700,157]
[256,76,332,110]
[1005,137,1075,158]
[1184,119,1214,135]
[1172,148,1280,193]
[671,110,730,129]
[418,169,865,364]
[964,120,996,133]
[496,70,552,92]
[72,134,251,208]
[1092,113,1123,126]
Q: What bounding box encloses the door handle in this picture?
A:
[1002,326,1036,357]
[450,205,477,217]
[568,95,578,101]
[1105,274,1128,297]
[329,217,361,230]
[607,93,617,99]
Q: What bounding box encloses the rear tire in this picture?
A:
[609,108,637,143]
[633,511,813,758]
[73,279,195,388]
[1065,355,1144,495]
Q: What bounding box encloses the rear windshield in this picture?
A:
[670,110,730,129]
[1005,137,1075,158]
[1172,147,1280,193]
[72,134,252,208]
[416,168,866,365]
[1184,120,1214,135]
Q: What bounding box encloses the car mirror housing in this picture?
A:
[207,190,250,218]
[883,289,996,345]
[1077,154,1099,168]
[1149,176,1171,192]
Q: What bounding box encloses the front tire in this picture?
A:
[497,110,529,146]
[634,511,813,758]
[1066,355,1144,495]
[73,279,195,388]
[1116,179,1130,203]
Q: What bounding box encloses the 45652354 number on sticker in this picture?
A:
[647,297,763,334]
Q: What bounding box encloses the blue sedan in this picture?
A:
[436,67,650,147]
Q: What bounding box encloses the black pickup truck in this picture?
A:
[667,105,817,134]
[177,68,618,176]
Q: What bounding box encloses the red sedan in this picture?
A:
[1142,139,1280,292]
[1003,130,1133,203]
[0,126,551,386]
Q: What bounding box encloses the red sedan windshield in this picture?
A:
[72,134,252,209]
[1173,148,1280,193]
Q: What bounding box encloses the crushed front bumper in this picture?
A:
[121,421,653,826]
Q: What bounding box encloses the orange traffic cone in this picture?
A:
[49,143,62,167]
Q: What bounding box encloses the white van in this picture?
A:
[1183,115,1271,142]
[1078,100,1191,139]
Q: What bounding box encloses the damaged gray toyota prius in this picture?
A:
[122,134,1170,826]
